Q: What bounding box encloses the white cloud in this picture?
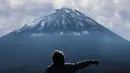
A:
[9,0,24,8]
[52,0,65,8]
[52,0,75,9]
[0,18,6,24]
[32,0,52,4]
[0,25,3,28]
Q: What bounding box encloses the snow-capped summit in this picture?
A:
[17,7,107,34]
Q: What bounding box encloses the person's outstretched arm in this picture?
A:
[72,60,99,71]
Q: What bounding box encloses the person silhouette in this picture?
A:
[45,50,100,73]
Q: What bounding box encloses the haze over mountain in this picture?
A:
[0,7,130,73]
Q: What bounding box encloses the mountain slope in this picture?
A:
[1,7,127,42]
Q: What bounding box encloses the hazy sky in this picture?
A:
[0,0,130,40]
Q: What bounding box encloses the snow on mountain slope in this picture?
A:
[0,7,127,43]
[14,7,110,34]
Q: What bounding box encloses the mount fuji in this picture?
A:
[0,7,130,73]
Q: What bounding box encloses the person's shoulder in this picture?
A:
[45,64,55,73]
[46,64,54,71]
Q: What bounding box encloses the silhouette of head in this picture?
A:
[52,50,65,67]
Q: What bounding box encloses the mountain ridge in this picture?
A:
[14,7,111,33]
[0,7,126,42]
